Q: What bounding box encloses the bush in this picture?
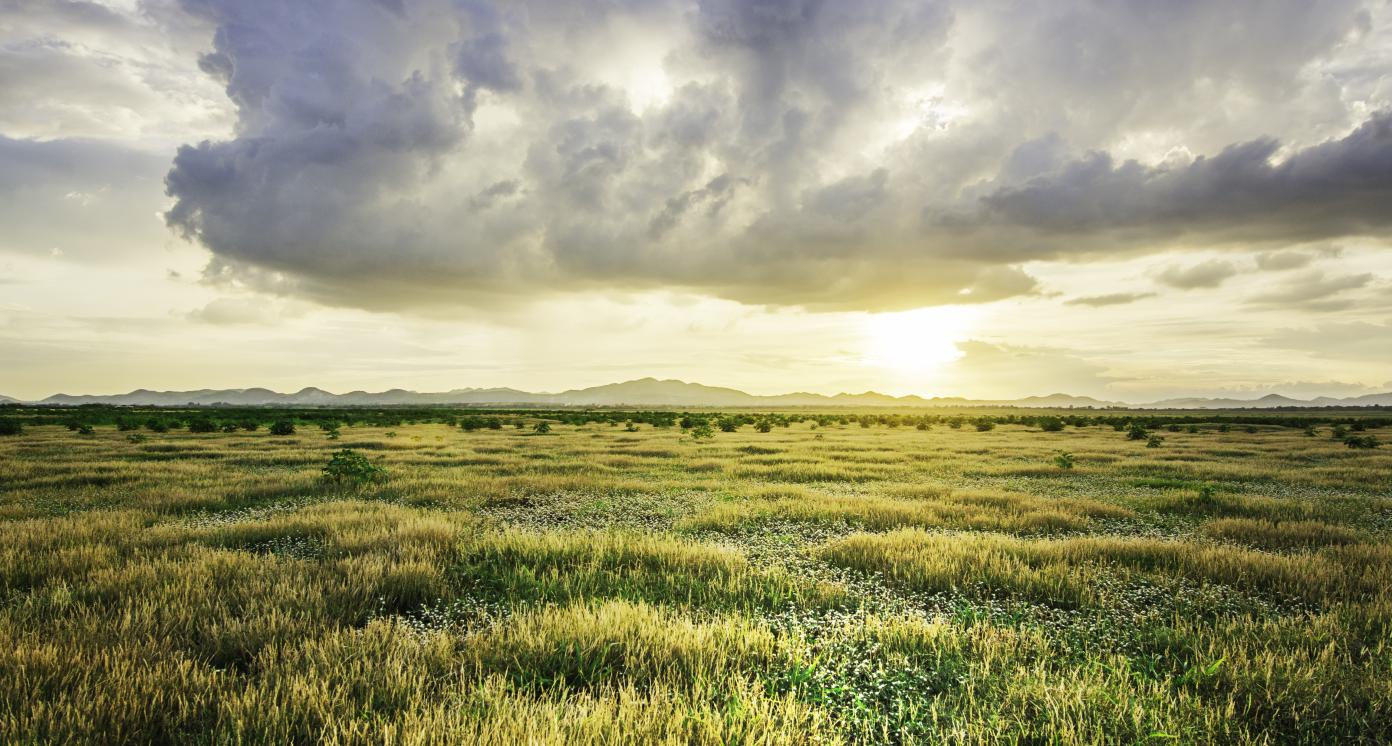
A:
[321,449,385,486]
[1125,423,1148,440]
[146,419,169,433]
[690,424,715,440]
[1146,434,1164,448]
[187,419,217,433]
[1052,452,1075,470]
[269,420,296,436]
[1038,417,1065,432]
[1344,435,1380,449]
[0,420,22,436]
[974,420,995,432]
[76,424,95,435]
[125,433,147,443]
[717,418,739,433]
[533,421,552,434]
[755,420,773,433]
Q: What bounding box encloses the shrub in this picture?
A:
[1146,434,1164,448]
[1303,425,1317,437]
[115,419,139,432]
[974,420,995,432]
[269,420,296,436]
[1344,435,1380,449]
[717,418,739,433]
[321,449,385,486]
[533,421,552,434]
[125,433,147,443]
[1038,417,1065,432]
[1125,423,1149,440]
[0,420,22,436]
[1186,425,1199,434]
[146,418,169,433]
[755,420,773,433]
[1052,452,1075,470]
[690,424,715,440]
[187,419,217,433]
[76,424,95,435]
[1331,425,1349,439]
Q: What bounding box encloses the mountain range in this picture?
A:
[7,378,1391,409]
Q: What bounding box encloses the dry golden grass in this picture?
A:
[0,414,1389,743]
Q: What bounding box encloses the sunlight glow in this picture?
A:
[862,306,977,373]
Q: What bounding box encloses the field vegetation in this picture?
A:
[0,404,1389,743]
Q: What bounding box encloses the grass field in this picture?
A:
[1,411,1390,744]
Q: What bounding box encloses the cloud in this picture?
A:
[131,0,1392,311]
[185,297,306,325]
[1155,260,1238,290]
[1064,292,1156,307]
[936,113,1392,262]
[1248,270,1375,307]
[1263,321,1392,362]
[1254,250,1320,271]
[0,136,172,260]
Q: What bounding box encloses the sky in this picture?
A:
[2,0,1391,403]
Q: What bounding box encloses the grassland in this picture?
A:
[1,409,1389,744]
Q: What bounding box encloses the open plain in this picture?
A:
[1,408,1389,744]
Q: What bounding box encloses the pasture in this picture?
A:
[1,409,1389,744]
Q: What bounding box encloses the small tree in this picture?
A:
[690,424,715,440]
[269,420,296,436]
[322,449,385,486]
[533,421,552,434]
[1125,423,1149,441]
[1052,452,1075,470]
[1146,434,1164,448]
[755,420,773,433]
[1038,417,1065,432]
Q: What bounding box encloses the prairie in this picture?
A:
[1,409,1389,744]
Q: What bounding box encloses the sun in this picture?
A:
[862,306,976,374]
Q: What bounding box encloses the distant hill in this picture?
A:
[20,378,1392,408]
[0,395,19,405]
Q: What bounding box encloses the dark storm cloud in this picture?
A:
[154,0,1392,311]
[941,114,1392,260]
